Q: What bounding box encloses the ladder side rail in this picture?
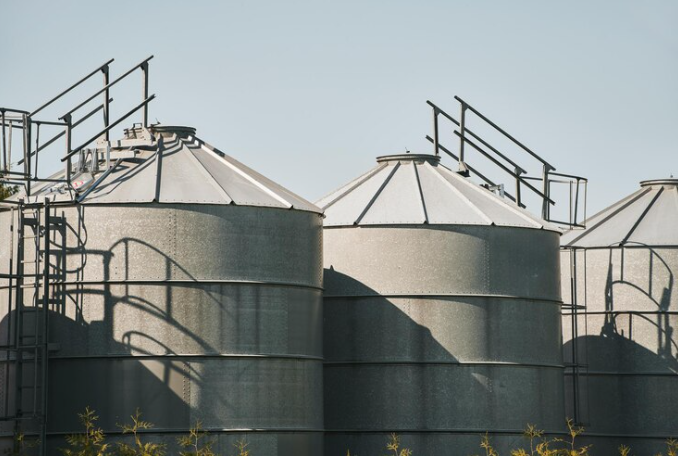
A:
[2,207,16,418]
[39,199,50,456]
[12,202,25,441]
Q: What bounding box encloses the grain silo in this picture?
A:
[319,152,565,455]
[0,122,324,454]
[561,178,678,455]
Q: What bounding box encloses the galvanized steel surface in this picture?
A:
[562,178,678,248]
[320,154,565,456]
[1,141,324,454]
[11,127,319,213]
[317,153,560,231]
[561,179,678,454]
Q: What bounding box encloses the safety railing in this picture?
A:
[427,96,588,228]
[1,56,155,198]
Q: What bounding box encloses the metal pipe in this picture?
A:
[141,61,149,127]
[59,55,153,120]
[425,135,524,207]
[432,108,439,156]
[62,95,155,162]
[22,114,31,196]
[7,119,12,171]
[453,130,554,205]
[1,110,6,171]
[102,65,110,141]
[514,168,522,207]
[18,99,113,166]
[458,102,466,169]
[31,58,115,117]
[40,198,50,456]
[542,164,550,220]
[454,95,555,170]
[34,123,40,180]
[64,116,72,185]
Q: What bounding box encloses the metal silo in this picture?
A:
[318,153,565,455]
[561,178,678,455]
[1,125,324,455]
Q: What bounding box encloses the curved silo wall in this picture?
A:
[0,203,324,455]
[561,246,678,455]
[324,224,564,456]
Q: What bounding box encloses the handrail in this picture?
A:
[453,130,555,205]
[454,95,555,170]
[61,95,155,161]
[18,99,112,166]
[425,135,523,207]
[59,56,153,120]
[427,97,587,228]
[0,108,30,115]
[428,101,528,174]
[30,58,114,117]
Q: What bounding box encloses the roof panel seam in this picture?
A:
[354,162,400,225]
[425,161,493,225]
[411,161,429,224]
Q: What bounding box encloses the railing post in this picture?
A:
[141,61,149,128]
[64,114,72,186]
[458,102,467,171]
[102,64,110,141]
[515,168,522,207]
[22,114,31,196]
[1,110,6,171]
[542,164,550,220]
[432,108,440,156]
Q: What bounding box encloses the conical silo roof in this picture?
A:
[13,125,319,213]
[561,179,678,248]
[317,153,559,231]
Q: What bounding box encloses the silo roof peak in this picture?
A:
[316,154,559,231]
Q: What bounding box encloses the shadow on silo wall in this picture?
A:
[563,245,678,455]
[324,269,566,456]
[1,202,324,455]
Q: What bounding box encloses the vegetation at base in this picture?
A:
[57,408,251,456]
[6,408,676,456]
[2,432,40,456]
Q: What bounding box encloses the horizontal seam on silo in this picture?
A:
[0,279,324,291]
[323,428,568,435]
[43,354,325,361]
[564,371,678,377]
[322,293,563,303]
[40,428,326,437]
[323,361,564,369]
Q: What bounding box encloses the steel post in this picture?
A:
[141,62,149,127]
[102,65,110,141]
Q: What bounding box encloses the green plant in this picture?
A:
[60,407,109,456]
[116,409,166,456]
[177,421,216,456]
[3,432,40,456]
[232,440,249,456]
[385,433,412,456]
[552,418,591,456]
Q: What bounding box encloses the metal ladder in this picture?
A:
[563,247,589,426]
[1,198,53,456]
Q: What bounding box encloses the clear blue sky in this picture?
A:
[2,1,676,219]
